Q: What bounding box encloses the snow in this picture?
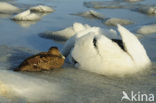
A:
[139,6,156,15]
[137,24,156,35]
[104,18,133,26]
[0,44,155,102]
[0,0,156,102]
[0,2,20,14]
[14,21,37,28]
[11,5,54,21]
[72,10,105,20]
[12,10,41,21]
[39,22,91,41]
[30,5,54,13]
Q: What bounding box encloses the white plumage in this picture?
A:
[63,23,151,76]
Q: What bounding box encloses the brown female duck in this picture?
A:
[14,47,65,72]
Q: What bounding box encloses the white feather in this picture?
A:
[68,24,151,76]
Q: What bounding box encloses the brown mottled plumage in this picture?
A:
[14,47,65,72]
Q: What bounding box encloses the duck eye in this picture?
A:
[93,37,97,48]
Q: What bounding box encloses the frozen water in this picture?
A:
[0,45,156,103]
[104,18,133,26]
[0,2,20,14]
[12,10,41,21]
[0,0,156,102]
[30,5,54,13]
[39,22,91,42]
[139,6,156,15]
[137,24,156,35]
[72,10,105,20]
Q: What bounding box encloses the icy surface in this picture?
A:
[0,0,156,102]
[72,10,105,20]
[39,22,91,41]
[0,46,156,103]
[0,2,20,14]
[30,5,54,13]
[12,10,41,21]
[137,24,156,35]
[139,6,156,15]
[104,18,133,26]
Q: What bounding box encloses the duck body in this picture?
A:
[62,23,151,76]
[15,47,65,72]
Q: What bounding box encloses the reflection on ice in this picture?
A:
[14,19,40,28]
[0,13,11,18]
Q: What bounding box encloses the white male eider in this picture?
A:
[63,24,151,76]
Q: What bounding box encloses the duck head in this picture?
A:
[48,47,65,59]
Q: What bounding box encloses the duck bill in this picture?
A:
[61,54,65,59]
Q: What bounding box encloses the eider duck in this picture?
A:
[14,47,65,72]
[62,24,151,76]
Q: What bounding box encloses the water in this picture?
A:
[0,0,156,103]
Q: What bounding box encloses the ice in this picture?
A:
[104,18,133,26]
[0,2,20,14]
[11,5,54,21]
[139,6,156,15]
[0,0,156,102]
[12,10,41,21]
[137,24,156,35]
[72,10,105,20]
[30,5,54,13]
[39,22,91,41]
[0,45,155,103]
